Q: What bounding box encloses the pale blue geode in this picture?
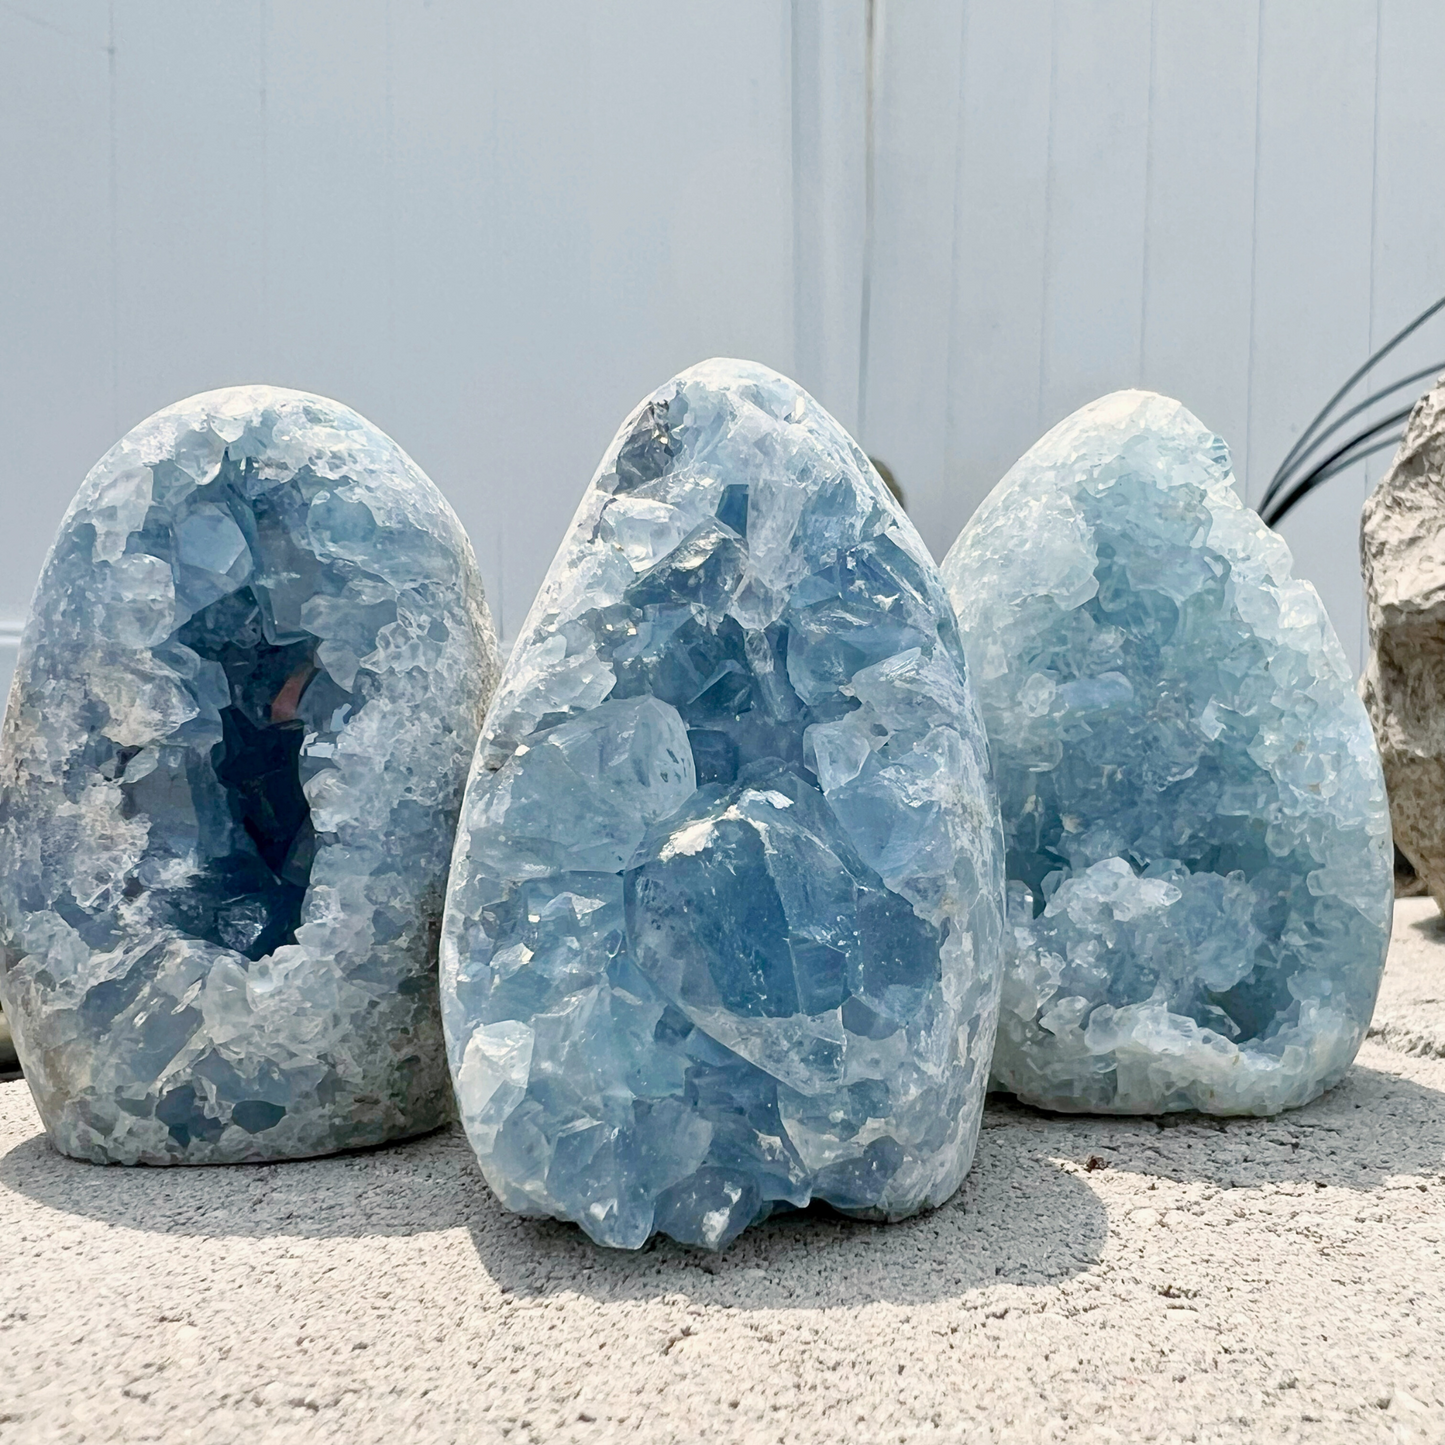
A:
[0,386,499,1163]
[942,390,1392,1116]
[441,359,1005,1250]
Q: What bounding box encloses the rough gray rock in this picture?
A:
[1362,378,1445,912]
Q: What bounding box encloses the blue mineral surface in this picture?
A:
[941,390,1392,1116]
[442,359,1005,1250]
[0,386,499,1163]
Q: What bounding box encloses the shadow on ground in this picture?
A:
[462,1116,1105,1308]
[985,1061,1445,1193]
[0,1086,1107,1308]
[3,1053,1440,1311]
[1409,910,1445,939]
[0,1112,477,1241]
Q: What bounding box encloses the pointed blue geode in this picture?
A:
[441,359,1005,1250]
[941,390,1392,1116]
[0,386,499,1163]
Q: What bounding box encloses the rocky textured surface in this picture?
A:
[442,358,1004,1250]
[1370,896,1445,1060]
[0,1008,16,1078]
[1395,845,1429,898]
[1362,376,1445,913]
[2,892,1443,1444]
[943,390,1393,1116]
[0,386,498,1163]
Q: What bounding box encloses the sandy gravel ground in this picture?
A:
[2,903,1444,1445]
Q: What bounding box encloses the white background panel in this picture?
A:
[4,0,1444,700]
[1247,1,1379,670]
[859,0,966,560]
[1037,0,1153,435]
[1138,0,1259,464]
[944,0,1057,522]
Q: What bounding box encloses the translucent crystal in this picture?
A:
[941,390,1392,1115]
[442,359,1004,1250]
[0,386,499,1162]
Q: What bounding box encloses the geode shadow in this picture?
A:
[10,1062,1438,1309]
[458,1057,1439,1307]
[985,1058,1445,1194]
[0,386,499,1164]
[0,1109,475,1239]
[0,1097,1107,1306]
[461,1112,1107,1309]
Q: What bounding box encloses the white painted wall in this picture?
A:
[864,0,1445,676]
[3,0,1443,705]
[0,0,803,688]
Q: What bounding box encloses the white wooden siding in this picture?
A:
[3,0,1443,706]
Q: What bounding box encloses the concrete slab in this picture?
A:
[2,908,1444,1445]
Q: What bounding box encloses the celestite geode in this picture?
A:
[0,386,499,1163]
[442,359,1005,1250]
[942,391,1392,1116]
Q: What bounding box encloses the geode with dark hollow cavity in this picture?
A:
[0,386,499,1163]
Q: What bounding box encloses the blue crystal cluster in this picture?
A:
[0,387,498,1163]
[942,391,1392,1115]
[442,359,1004,1249]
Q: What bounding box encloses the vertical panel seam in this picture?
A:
[856,0,879,443]
[789,0,803,383]
[1036,0,1059,434]
[384,0,396,400]
[1242,0,1265,503]
[1139,0,1159,385]
[260,0,268,357]
[1360,0,1384,674]
[942,0,971,521]
[1367,0,1383,368]
[107,0,118,438]
[487,9,503,641]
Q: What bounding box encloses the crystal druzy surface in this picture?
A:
[0,386,499,1163]
[942,391,1392,1116]
[442,359,1004,1250]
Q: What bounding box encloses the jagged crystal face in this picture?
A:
[942,390,1392,1116]
[0,386,499,1163]
[442,359,1004,1250]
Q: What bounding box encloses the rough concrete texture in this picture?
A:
[1370,897,1445,1062]
[1362,377,1445,911]
[2,908,1444,1445]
